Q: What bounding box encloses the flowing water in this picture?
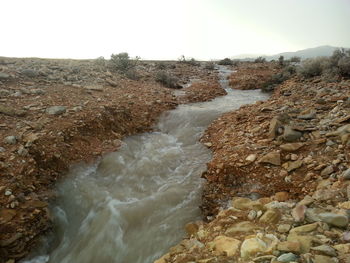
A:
[23,66,269,263]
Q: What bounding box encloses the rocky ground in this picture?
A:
[155,67,350,262]
[0,57,226,262]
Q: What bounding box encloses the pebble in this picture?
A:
[46,106,67,115]
[3,136,17,145]
[277,252,298,262]
[319,212,349,228]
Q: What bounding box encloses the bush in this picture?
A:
[155,71,181,89]
[155,62,167,70]
[178,55,200,66]
[290,56,301,63]
[278,56,284,66]
[298,57,328,78]
[204,61,215,70]
[218,58,233,65]
[338,57,350,77]
[262,65,296,92]
[255,56,266,63]
[109,52,139,72]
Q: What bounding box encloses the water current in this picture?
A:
[22,66,269,263]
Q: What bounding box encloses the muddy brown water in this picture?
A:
[22,67,269,263]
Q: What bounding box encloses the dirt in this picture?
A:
[0,57,225,262]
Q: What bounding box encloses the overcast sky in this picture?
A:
[1,0,349,60]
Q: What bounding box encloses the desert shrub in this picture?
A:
[278,56,284,66]
[94,56,107,68]
[262,65,296,92]
[178,56,200,66]
[125,69,140,80]
[155,62,167,70]
[204,61,215,70]
[290,56,301,63]
[218,58,233,65]
[254,56,266,63]
[109,52,139,72]
[338,57,350,77]
[155,71,181,89]
[298,57,328,78]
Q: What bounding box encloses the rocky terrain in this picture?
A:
[0,57,225,262]
[155,69,350,262]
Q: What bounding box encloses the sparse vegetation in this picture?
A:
[278,55,284,66]
[218,58,233,66]
[155,71,181,89]
[254,56,266,63]
[109,52,139,73]
[178,55,200,66]
[204,61,215,70]
[290,56,301,63]
[298,48,350,80]
[262,65,297,92]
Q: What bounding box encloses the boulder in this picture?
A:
[283,126,302,142]
[258,152,281,166]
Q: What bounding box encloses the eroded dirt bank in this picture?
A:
[155,67,350,262]
[0,57,225,262]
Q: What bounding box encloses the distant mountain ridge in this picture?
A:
[232,45,349,61]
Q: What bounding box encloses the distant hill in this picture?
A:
[265,45,343,60]
[232,45,348,61]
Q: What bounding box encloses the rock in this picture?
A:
[246,154,257,162]
[240,234,278,259]
[232,197,264,211]
[154,253,170,263]
[0,72,10,79]
[0,105,26,117]
[298,111,316,120]
[248,210,257,220]
[319,212,349,228]
[203,142,212,147]
[277,224,291,233]
[341,168,350,180]
[21,69,38,77]
[287,234,315,253]
[313,255,337,263]
[85,84,104,91]
[342,232,350,242]
[292,204,307,222]
[185,222,199,236]
[0,209,16,223]
[0,233,22,247]
[3,136,17,145]
[333,243,350,254]
[298,195,315,206]
[259,209,281,224]
[258,152,281,166]
[283,126,302,142]
[213,236,241,256]
[268,117,283,139]
[277,252,298,262]
[311,245,337,257]
[225,221,261,235]
[46,106,67,115]
[274,192,290,202]
[320,166,334,177]
[338,201,350,210]
[290,222,319,234]
[282,160,303,172]
[277,241,301,253]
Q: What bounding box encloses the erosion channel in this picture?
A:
[23,67,269,263]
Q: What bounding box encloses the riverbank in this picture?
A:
[156,70,350,262]
[0,57,225,262]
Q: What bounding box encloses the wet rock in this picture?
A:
[0,232,22,247]
[0,209,16,223]
[319,212,349,228]
[212,236,241,256]
[4,135,17,145]
[311,245,337,257]
[258,151,281,166]
[185,222,199,236]
[283,126,302,142]
[280,142,305,152]
[277,252,298,262]
[46,106,67,115]
[259,209,281,224]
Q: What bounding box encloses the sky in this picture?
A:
[1,0,349,60]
